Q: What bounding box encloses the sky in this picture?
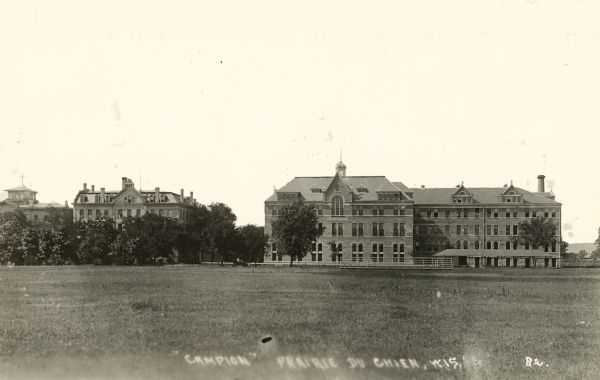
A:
[0,1,599,242]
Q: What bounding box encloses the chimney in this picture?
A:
[91,185,95,192]
[83,183,87,191]
[421,185,425,188]
[122,177,127,190]
[190,191,194,203]
[180,188,184,200]
[537,175,545,193]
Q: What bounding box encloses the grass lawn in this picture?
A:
[1,266,599,379]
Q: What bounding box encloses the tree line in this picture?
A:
[0,203,268,265]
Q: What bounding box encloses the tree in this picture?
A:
[237,224,269,265]
[0,210,29,264]
[75,218,118,264]
[204,203,238,263]
[514,217,558,250]
[119,214,180,264]
[560,241,569,258]
[328,240,342,262]
[271,199,323,266]
[592,227,600,259]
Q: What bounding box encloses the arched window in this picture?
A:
[505,241,511,250]
[317,243,322,252]
[493,241,499,250]
[332,196,344,216]
[400,244,405,253]
[486,241,491,250]
[378,244,384,253]
[358,243,363,252]
[393,243,398,253]
[337,243,343,253]
[372,244,378,253]
[456,241,461,249]
[474,241,480,249]
[312,243,316,252]
[525,242,530,250]
[513,242,518,250]
[352,243,357,252]
[463,241,468,249]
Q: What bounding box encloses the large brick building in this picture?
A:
[73,177,196,229]
[264,162,561,266]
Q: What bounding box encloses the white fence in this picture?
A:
[256,257,453,270]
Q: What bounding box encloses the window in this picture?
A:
[372,244,378,262]
[506,225,511,236]
[513,242,517,250]
[445,210,450,218]
[127,209,132,217]
[136,209,141,217]
[96,209,101,218]
[378,244,384,262]
[475,225,480,235]
[393,244,399,262]
[456,240,461,249]
[393,223,399,236]
[463,225,468,235]
[434,210,439,218]
[505,241,511,249]
[544,211,549,218]
[358,223,364,236]
[456,225,461,235]
[474,241,480,249]
[393,209,398,216]
[513,211,517,218]
[352,223,357,236]
[372,223,378,236]
[79,210,84,219]
[486,241,491,250]
[494,225,499,235]
[463,209,468,218]
[317,243,323,261]
[552,211,557,218]
[513,225,518,235]
[463,241,468,249]
[87,209,93,217]
[358,243,363,262]
[525,211,530,218]
[494,210,499,218]
[456,208,461,218]
[379,223,384,236]
[399,208,405,216]
[486,209,492,217]
[332,223,337,236]
[338,223,343,236]
[525,242,530,250]
[352,244,357,262]
[475,208,480,218]
[493,241,499,250]
[272,209,277,216]
[486,225,491,235]
[551,242,556,252]
[505,210,510,218]
[104,209,109,217]
[532,210,537,217]
[427,210,432,218]
[399,223,405,236]
[332,196,344,216]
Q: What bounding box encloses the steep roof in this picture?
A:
[266,176,408,202]
[434,249,558,258]
[410,187,560,205]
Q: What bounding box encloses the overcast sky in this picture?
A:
[1,1,598,242]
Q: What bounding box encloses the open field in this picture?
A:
[1,266,599,379]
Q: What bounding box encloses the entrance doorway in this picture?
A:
[474,257,480,268]
[494,258,499,267]
[513,258,518,267]
[525,258,531,268]
[544,258,549,267]
[552,258,557,268]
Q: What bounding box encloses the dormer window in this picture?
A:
[311,187,322,193]
[357,187,368,193]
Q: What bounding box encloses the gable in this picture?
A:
[325,174,352,203]
[113,186,145,205]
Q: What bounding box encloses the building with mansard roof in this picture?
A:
[72,177,196,229]
[265,163,561,268]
